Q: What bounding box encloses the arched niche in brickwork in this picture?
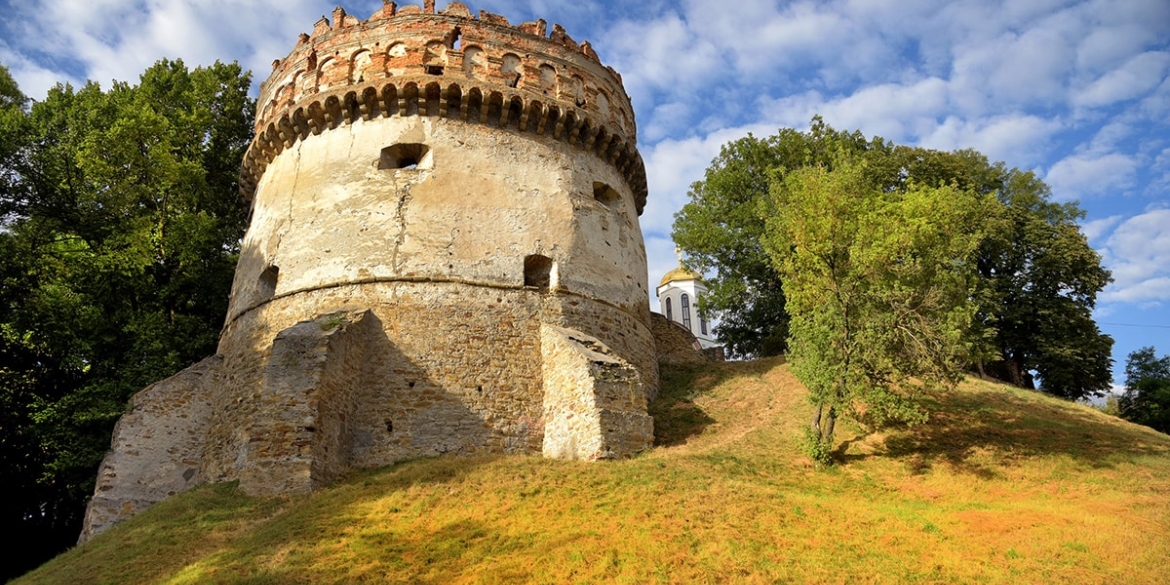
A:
[571,75,586,107]
[462,45,484,79]
[444,83,462,120]
[318,56,348,92]
[501,53,522,88]
[386,42,409,75]
[466,86,483,122]
[350,49,374,84]
[260,98,275,126]
[291,70,310,99]
[539,64,557,96]
[424,41,446,75]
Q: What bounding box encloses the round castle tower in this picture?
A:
[80,2,656,541]
[212,1,656,484]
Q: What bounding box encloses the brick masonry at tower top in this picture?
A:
[243,0,647,213]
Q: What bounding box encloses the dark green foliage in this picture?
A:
[673,119,1113,399]
[1120,347,1170,434]
[975,171,1113,398]
[0,59,253,580]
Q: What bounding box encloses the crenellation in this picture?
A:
[549,23,575,51]
[250,2,637,152]
[441,2,471,18]
[517,19,547,37]
[313,16,331,37]
[477,10,509,27]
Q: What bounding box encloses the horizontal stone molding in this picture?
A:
[224,274,648,331]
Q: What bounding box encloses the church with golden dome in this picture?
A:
[656,262,719,350]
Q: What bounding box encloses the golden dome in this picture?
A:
[659,265,702,286]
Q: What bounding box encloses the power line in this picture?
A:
[1099,322,1170,330]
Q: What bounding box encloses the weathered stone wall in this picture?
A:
[651,312,711,364]
[78,357,219,542]
[201,279,658,485]
[227,115,647,325]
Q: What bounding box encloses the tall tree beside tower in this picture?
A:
[0,60,253,578]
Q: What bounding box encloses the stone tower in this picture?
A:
[80,2,655,541]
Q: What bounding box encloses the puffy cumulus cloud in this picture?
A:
[754,78,949,142]
[949,21,1079,112]
[5,0,333,95]
[1099,209,1170,304]
[1074,50,1170,108]
[1149,146,1170,195]
[1045,152,1138,200]
[637,122,772,237]
[1080,214,1122,243]
[679,0,860,76]
[601,12,722,110]
[918,114,1062,167]
[757,82,1059,167]
[641,101,694,143]
[0,44,82,98]
[1075,0,1170,75]
[1137,75,1170,121]
[644,234,682,311]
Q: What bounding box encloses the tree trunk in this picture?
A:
[822,406,837,446]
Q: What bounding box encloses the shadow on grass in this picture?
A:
[853,381,1170,477]
[151,455,609,584]
[650,361,726,447]
[651,358,786,447]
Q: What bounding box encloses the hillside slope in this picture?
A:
[15,359,1170,584]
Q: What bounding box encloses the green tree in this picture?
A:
[1119,347,1170,434]
[672,119,884,358]
[0,59,252,579]
[763,158,992,462]
[673,120,1113,398]
[975,171,1113,398]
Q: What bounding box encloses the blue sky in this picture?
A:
[1,0,1168,388]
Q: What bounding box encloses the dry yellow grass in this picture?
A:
[16,358,1170,584]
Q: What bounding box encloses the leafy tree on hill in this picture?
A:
[672,120,886,358]
[672,119,1113,399]
[0,60,253,580]
[1120,347,1170,434]
[764,157,993,462]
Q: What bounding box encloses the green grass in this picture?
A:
[15,358,1170,584]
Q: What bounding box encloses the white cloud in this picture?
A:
[1045,152,1138,200]
[638,122,773,237]
[919,114,1061,167]
[1100,209,1170,304]
[5,0,327,96]
[0,45,81,98]
[1080,214,1122,243]
[603,11,722,108]
[1074,50,1170,108]
[756,78,949,143]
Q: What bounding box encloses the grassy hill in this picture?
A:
[15,358,1170,584]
